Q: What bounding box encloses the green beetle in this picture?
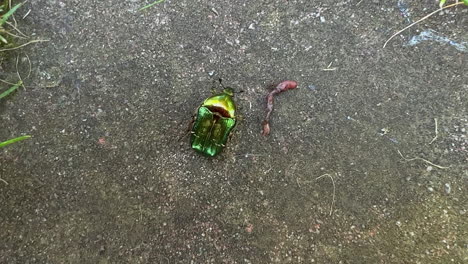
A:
[191,88,237,157]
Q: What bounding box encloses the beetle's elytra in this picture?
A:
[191,88,237,157]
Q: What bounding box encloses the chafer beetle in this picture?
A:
[190,86,237,157]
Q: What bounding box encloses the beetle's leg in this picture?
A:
[227,119,238,141]
[209,78,226,94]
[179,115,196,141]
[208,78,219,94]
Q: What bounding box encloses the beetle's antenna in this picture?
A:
[218,78,226,89]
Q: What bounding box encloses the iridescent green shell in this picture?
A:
[191,88,237,157]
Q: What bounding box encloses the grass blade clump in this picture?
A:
[0,2,22,26]
[0,2,32,150]
[0,2,23,48]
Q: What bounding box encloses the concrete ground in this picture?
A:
[1,0,467,263]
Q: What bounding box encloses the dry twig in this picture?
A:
[383,2,465,48]
[315,173,336,216]
[429,118,438,144]
[0,39,49,52]
[298,173,337,216]
[397,150,449,169]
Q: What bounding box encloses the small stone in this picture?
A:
[444,183,451,194]
[396,221,402,227]
[308,84,317,91]
[426,166,433,172]
[427,187,434,192]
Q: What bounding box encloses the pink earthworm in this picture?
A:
[262,80,298,136]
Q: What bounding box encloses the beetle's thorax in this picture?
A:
[202,93,236,118]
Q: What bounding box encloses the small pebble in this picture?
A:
[427,187,434,192]
[308,84,317,91]
[444,183,451,194]
[396,221,402,227]
[426,166,433,172]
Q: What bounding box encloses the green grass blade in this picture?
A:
[0,80,22,99]
[439,0,447,8]
[0,135,31,148]
[0,34,8,44]
[139,0,165,11]
[0,2,23,26]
